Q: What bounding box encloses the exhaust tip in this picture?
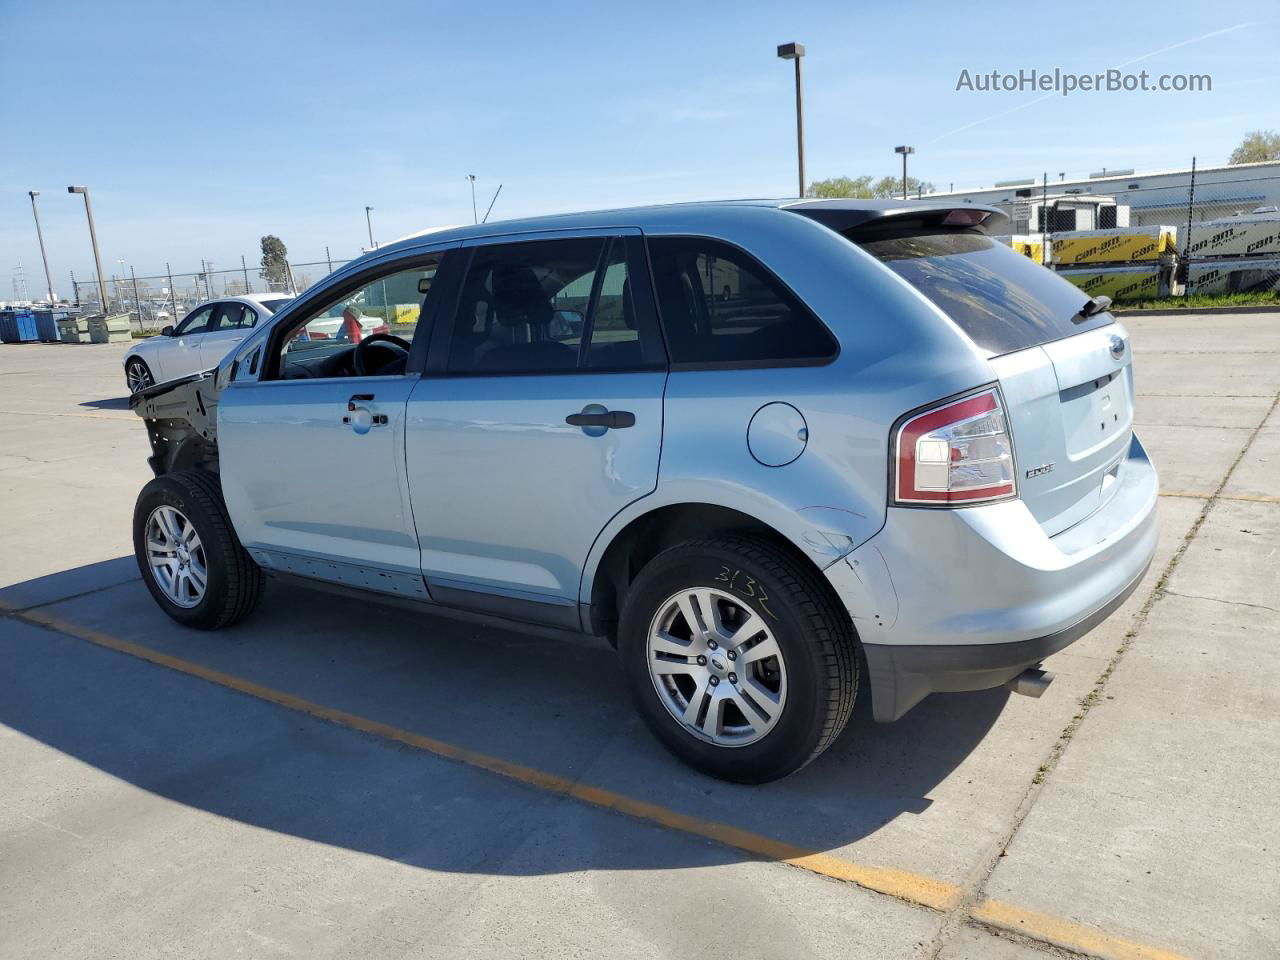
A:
[1006,667,1055,699]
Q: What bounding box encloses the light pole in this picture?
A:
[894,145,915,200]
[776,43,806,197]
[466,174,477,224]
[28,191,56,304]
[365,205,376,249]
[67,186,109,314]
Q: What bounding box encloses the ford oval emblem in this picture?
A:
[1109,335,1126,360]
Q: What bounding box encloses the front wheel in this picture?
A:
[125,357,154,393]
[618,537,858,783]
[133,470,264,629]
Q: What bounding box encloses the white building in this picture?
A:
[928,160,1280,229]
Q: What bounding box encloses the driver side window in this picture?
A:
[276,258,440,380]
[174,305,213,336]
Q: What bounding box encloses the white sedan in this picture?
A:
[124,294,293,392]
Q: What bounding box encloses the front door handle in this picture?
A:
[566,409,635,429]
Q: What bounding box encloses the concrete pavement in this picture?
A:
[1,313,1277,959]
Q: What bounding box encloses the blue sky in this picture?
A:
[1,0,1277,296]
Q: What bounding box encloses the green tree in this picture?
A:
[1229,130,1280,164]
[807,174,936,199]
[807,175,875,198]
[259,235,290,289]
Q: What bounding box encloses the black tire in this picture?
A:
[618,537,858,783]
[133,469,264,629]
[125,357,154,393]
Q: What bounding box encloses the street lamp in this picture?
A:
[894,145,915,200]
[776,43,806,198]
[365,205,376,249]
[466,174,477,224]
[67,186,109,314]
[28,191,56,304]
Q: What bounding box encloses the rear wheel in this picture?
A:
[133,470,264,629]
[619,537,858,783]
[126,357,154,393]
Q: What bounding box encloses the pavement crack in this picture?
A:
[1161,590,1280,616]
[921,388,1280,960]
[0,575,141,616]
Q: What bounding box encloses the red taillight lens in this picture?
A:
[894,388,1017,505]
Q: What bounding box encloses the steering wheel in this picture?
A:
[352,333,411,376]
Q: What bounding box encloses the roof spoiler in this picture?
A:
[783,199,1010,236]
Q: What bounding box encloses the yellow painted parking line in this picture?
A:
[3,603,1192,960]
[973,899,1192,960]
[7,604,960,911]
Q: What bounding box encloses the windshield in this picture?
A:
[260,298,292,313]
[858,232,1112,355]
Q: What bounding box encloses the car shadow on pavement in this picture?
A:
[79,397,131,410]
[0,559,1008,876]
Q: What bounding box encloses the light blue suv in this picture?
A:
[130,199,1159,782]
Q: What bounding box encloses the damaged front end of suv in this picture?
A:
[128,370,223,477]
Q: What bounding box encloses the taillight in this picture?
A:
[894,387,1016,505]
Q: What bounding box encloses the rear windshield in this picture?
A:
[260,298,292,313]
[857,232,1112,355]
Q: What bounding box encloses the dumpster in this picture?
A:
[33,309,69,343]
[0,309,39,343]
[88,313,132,344]
[57,317,83,343]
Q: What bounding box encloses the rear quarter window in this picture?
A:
[858,232,1112,356]
[647,236,837,365]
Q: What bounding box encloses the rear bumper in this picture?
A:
[825,433,1159,721]
[859,554,1150,720]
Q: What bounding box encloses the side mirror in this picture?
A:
[161,325,175,337]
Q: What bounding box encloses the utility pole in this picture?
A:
[165,262,177,320]
[28,191,56,303]
[365,206,376,249]
[467,175,477,223]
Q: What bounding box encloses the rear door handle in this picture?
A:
[566,410,635,429]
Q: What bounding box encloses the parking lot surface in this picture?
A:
[1,312,1277,960]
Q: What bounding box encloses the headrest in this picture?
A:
[491,264,552,328]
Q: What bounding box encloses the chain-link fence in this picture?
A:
[70,254,355,334]
[956,160,1280,303]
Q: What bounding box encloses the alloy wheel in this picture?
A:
[145,505,207,608]
[127,360,153,393]
[646,587,788,747]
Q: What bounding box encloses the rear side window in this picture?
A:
[647,237,837,365]
[858,232,1112,356]
[445,236,657,374]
